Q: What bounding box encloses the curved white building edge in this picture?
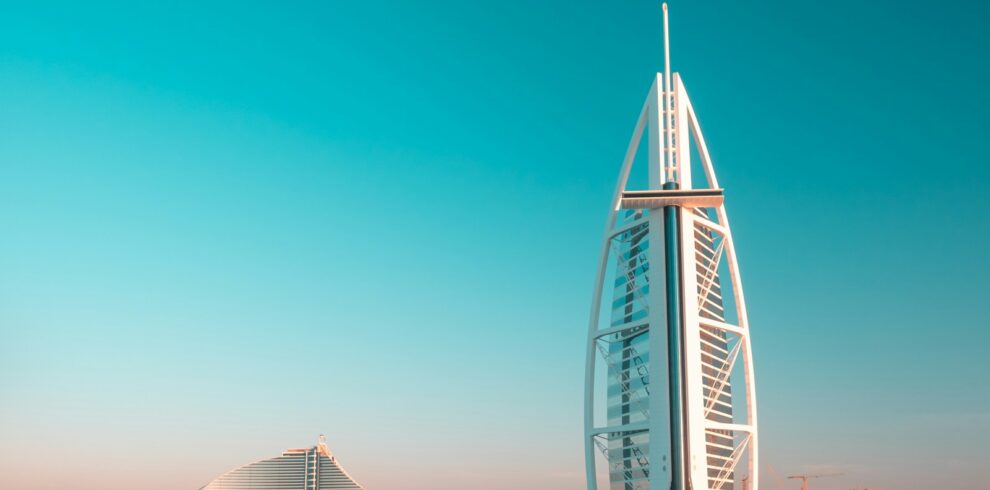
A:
[584,6,758,490]
[200,436,365,490]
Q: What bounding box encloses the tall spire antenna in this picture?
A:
[662,2,675,183]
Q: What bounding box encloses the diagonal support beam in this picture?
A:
[709,434,751,490]
[704,338,742,416]
[595,340,650,420]
[696,235,726,309]
[608,230,652,316]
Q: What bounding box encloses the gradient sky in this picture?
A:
[1,1,988,489]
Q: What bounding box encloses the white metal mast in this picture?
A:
[584,4,759,490]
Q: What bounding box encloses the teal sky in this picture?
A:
[1,1,988,489]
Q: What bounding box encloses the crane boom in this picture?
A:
[786,472,843,490]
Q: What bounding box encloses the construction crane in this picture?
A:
[787,473,842,490]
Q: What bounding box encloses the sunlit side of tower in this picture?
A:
[584,5,758,490]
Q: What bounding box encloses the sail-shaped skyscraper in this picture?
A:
[584,5,759,490]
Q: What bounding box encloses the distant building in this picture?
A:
[200,436,365,489]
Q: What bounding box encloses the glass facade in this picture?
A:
[606,217,652,490]
[600,210,739,490]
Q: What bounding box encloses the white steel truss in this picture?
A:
[584,5,758,490]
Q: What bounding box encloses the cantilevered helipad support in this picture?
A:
[584,5,758,490]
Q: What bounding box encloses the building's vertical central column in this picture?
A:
[663,180,688,490]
